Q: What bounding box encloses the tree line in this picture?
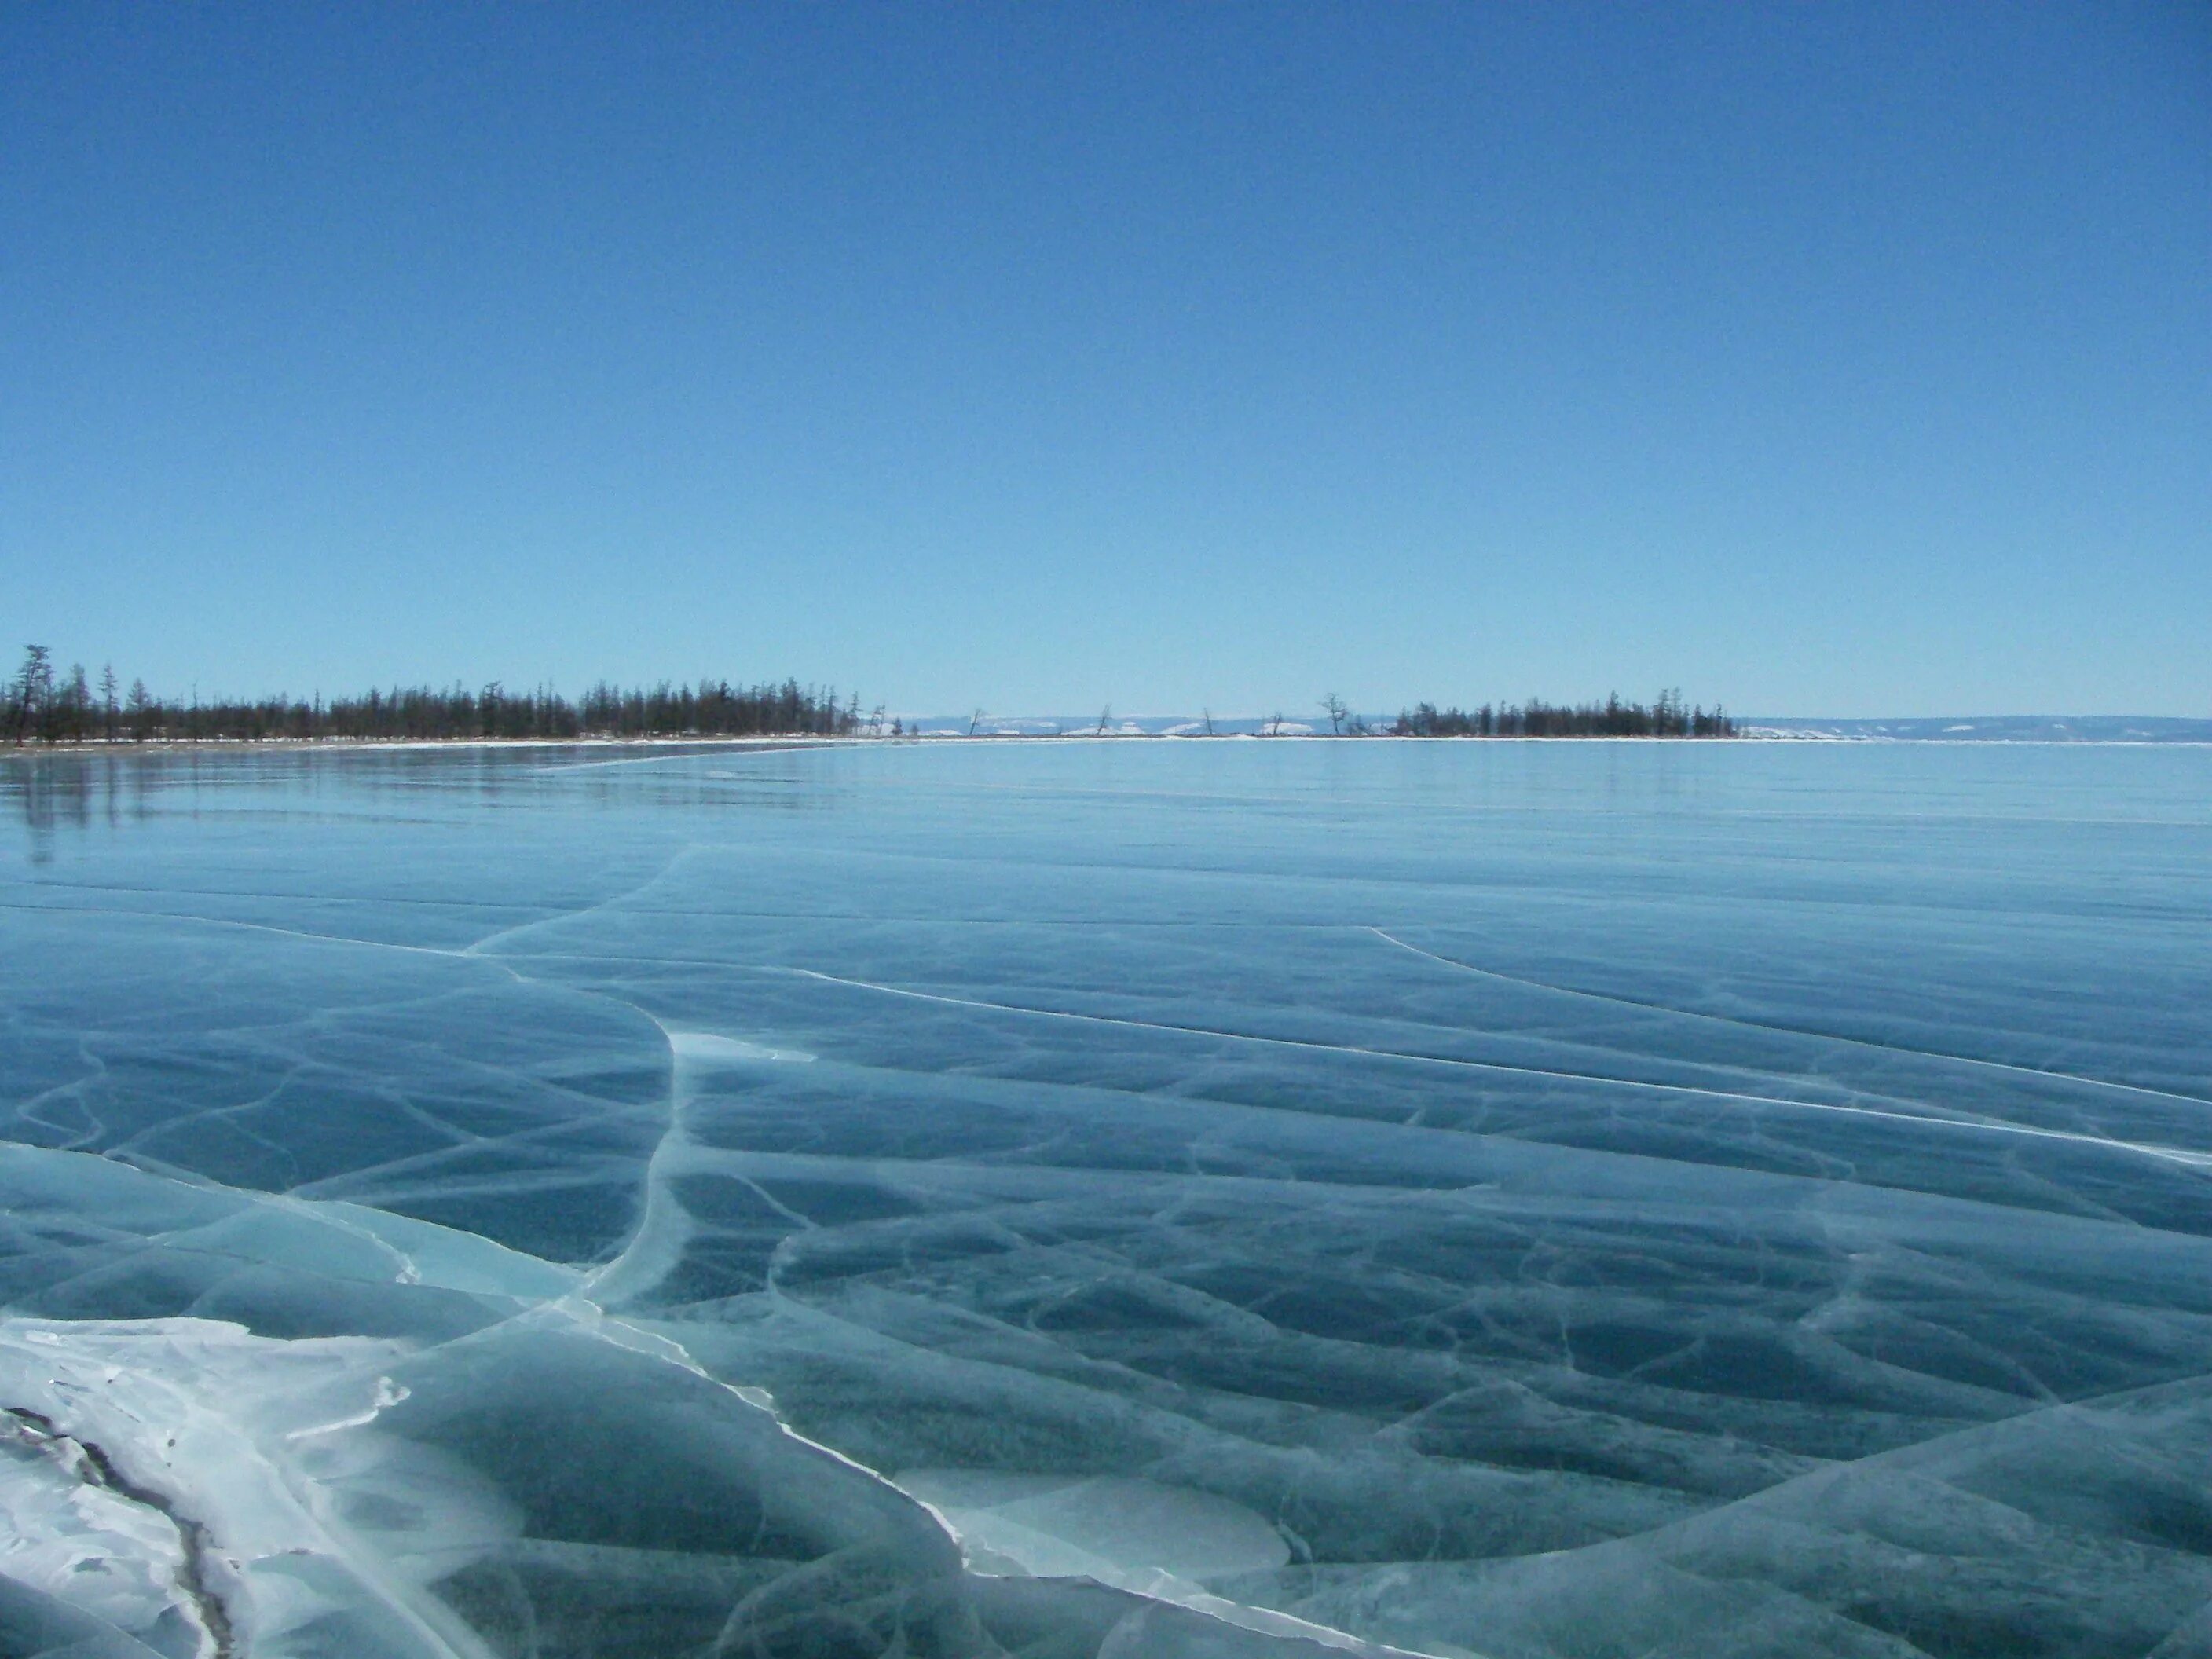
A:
[5,646,865,744]
[1357,690,1734,738]
[4,645,1736,746]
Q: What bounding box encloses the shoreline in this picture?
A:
[5,731,2203,757]
[8,731,1763,756]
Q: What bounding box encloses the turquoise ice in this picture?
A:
[4,741,2209,1658]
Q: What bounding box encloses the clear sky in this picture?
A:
[4,4,2206,717]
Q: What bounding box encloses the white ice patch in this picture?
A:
[0,1408,199,1653]
[0,1316,511,1659]
[894,1470,1288,1581]
[284,1375,412,1440]
[892,1470,1411,1653]
[666,1031,816,1065]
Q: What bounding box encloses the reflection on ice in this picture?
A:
[2,742,2210,1657]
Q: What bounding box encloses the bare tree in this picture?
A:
[1096,705,1112,736]
[969,709,987,737]
[1321,693,1347,735]
[1201,708,1214,737]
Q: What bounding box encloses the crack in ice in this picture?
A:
[752,965,2212,1173]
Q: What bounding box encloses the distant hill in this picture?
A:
[1744,716,2212,743]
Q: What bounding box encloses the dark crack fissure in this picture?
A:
[4,1404,237,1659]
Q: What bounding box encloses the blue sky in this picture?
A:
[4,3,2206,716]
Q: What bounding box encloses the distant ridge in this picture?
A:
[1745,716,2212,742]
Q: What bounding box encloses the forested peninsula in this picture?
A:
[5,648,863,744]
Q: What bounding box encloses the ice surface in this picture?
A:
[3,741,2210,1658]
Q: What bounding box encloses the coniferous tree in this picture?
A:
[60,665,91,744]
[11,646,54,743]
[1389,691,1736,738]
[2,657,867,745]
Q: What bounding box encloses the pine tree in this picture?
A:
[12,646,53,743]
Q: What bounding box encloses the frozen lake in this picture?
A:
[4,739,2210,1659]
